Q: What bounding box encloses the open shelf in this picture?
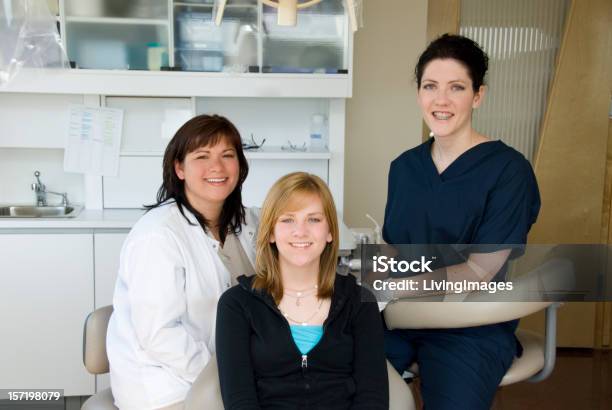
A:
[65,16,169,26]
[120,147,331,160]
[173,2,257,9]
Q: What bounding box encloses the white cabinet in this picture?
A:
[2,0,353,97]
[61,0,350,74]
[0,230,129,395]
[64,0,169,71]
[94,232,128,308]
[93,231,128,392]
[0,233,95,396]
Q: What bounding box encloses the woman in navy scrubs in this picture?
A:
[383,34,540,409]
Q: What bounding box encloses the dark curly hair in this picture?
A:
[415,33,489,92]
[145,114,248,244]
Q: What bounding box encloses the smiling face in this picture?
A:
[174,136,240,216]
[270,193,333,273]
[417,58,485,139]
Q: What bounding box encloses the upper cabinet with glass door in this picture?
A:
[262,0,348,74]
[5,0,353,97]
[173,0,259,73]
[63,0,170,70]
[172,0,349,74]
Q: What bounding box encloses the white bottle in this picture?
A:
[309,114,327,150]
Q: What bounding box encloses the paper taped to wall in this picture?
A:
[64,105,124,176]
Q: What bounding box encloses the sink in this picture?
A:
[0,205,83,218]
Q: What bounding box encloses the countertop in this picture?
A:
[0,208,144,229]
[0,209,359,252]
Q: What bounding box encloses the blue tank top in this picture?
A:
[290,325,323,355]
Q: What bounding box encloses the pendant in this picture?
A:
[296,296,301,306]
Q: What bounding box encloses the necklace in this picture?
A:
[432,132,478,172]
[283,285,318,306]
[279,299,324,326]
[432,143,451,174]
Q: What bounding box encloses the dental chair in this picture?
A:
[82,305,415,410]
[81,305,116,410]
[80,305,224,410]
[383,258,573,392]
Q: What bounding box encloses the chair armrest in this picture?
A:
[384,301,552,329]
[383,258,573,329]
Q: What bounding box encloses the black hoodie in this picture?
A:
[216,274,389,410]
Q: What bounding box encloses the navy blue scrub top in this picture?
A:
[382,138,541,348]
[383,138,540,250]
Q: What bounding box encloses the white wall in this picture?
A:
[344,0,428,228]
[0,94,334,209]
[0,92,86,206]
[0,148,85,205]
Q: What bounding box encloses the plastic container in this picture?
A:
[147,43,167,71]
[175,12,222,48]
[309,114,327,150]
[177,49,223,72]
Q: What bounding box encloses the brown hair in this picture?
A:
[415,33,489,92]
[145,114,248,243]
[253,172,339,304]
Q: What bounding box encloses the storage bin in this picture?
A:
[177,49,224,72]
[175,12,221,48]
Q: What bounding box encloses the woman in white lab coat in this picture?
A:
[106,114,258,410]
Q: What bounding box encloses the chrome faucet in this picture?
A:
[31,171,69,207]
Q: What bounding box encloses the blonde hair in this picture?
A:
[253,172,339,304]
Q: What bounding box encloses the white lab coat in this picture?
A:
[106,201,258,410]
